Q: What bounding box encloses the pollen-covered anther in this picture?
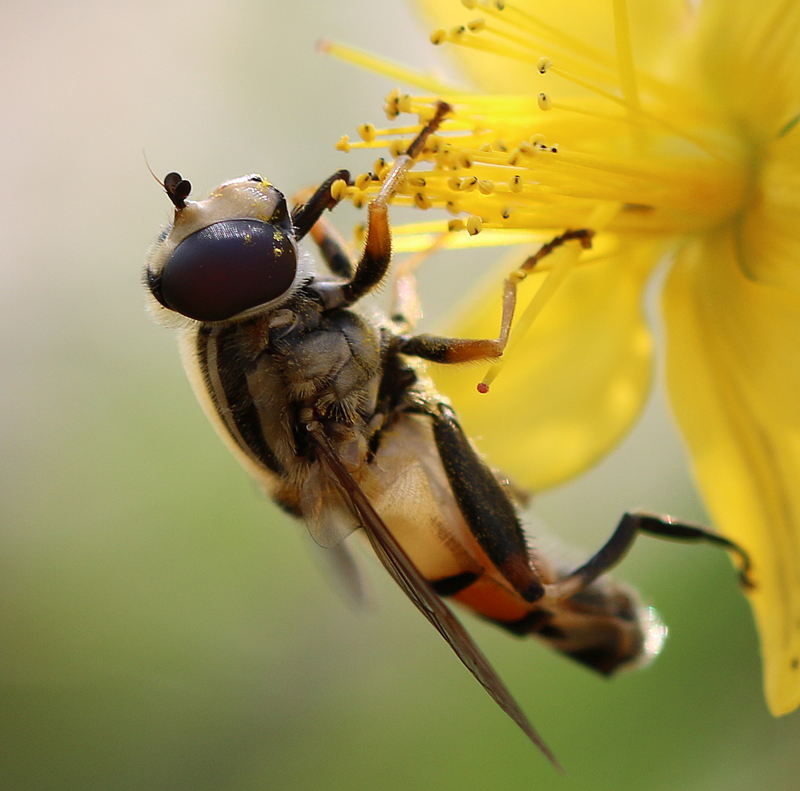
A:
[501,206,513,219]
[446,200,461,215]
[448,219,465,232]
[355,172,372,190]
[518,141,535,156]
[537,57,552,74]
[414,192,432,210]
[336,135,351,153]
[451,25,467,39]
[461,176,478,192]
[358,123,376,143]
[550,143,559,153]
[352,192,368,210]
[478,179,494,195]
[467,18,486,33]
[466,215,483,235]
[407,175,426,188]
[331,179,349,201]
[479,142,493,152]
[530,133,546,147]
[448,176,462,192]
[537,93,552,111]
[509,174,524,193]
[507,150,521,166]
[431,28,447,45]
[461,0,476,9]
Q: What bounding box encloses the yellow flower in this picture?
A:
[329,0,800,716]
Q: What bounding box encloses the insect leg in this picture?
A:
[544,510,755,602]
[340,102,452,305]
[429,402,545,602]
[394,229,595,364]
[292,171,358,279]
[291,169,352,240]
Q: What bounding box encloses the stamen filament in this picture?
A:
[547,65,724,158]
[319,40,462,94]
[612,0,640,111]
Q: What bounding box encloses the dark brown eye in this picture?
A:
[160,219,297,321]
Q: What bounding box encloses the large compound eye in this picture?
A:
[160,219,297,321]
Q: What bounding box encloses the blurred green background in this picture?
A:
[1,1,798,789]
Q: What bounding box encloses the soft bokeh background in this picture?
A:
[1,1,798,789]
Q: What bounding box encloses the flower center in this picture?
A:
[328,0,749,248]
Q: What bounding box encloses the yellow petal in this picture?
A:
[738,123,800,292]
[699,0,800,143]
[431,233,662,491]
[663,225,800,716]
[412,0,691,95]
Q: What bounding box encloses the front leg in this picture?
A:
[338,101,453,307]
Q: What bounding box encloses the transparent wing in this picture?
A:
[300,459,361,548]
[306,422,560,768]
[303,532,370,609]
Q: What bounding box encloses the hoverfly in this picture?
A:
[144,103,752,765]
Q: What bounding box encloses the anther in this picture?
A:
[537,93,552,111]
[331,179,348,201]
[537,57,552,74]
[457,151,473,168]
[478,179,494,194]
[446,201,461,215]
[467,18,486,32]
[336,135,351,152]
[358,123,376,143]
[414,192,432,210]
[461,176,478,192]
[510,174,523,193]
[355,172,372,190]
[466,215,483,235]
[431,28,447,45]
[448,219,465,231]
[374,157,389,178]
[461,0,476,8]
[389,139,407,158]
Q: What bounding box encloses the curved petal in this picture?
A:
[413,0,691,95]
[699,0,800,143]
[431,233,662,491]
[663,225,800,716]
[738,122,800,292]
